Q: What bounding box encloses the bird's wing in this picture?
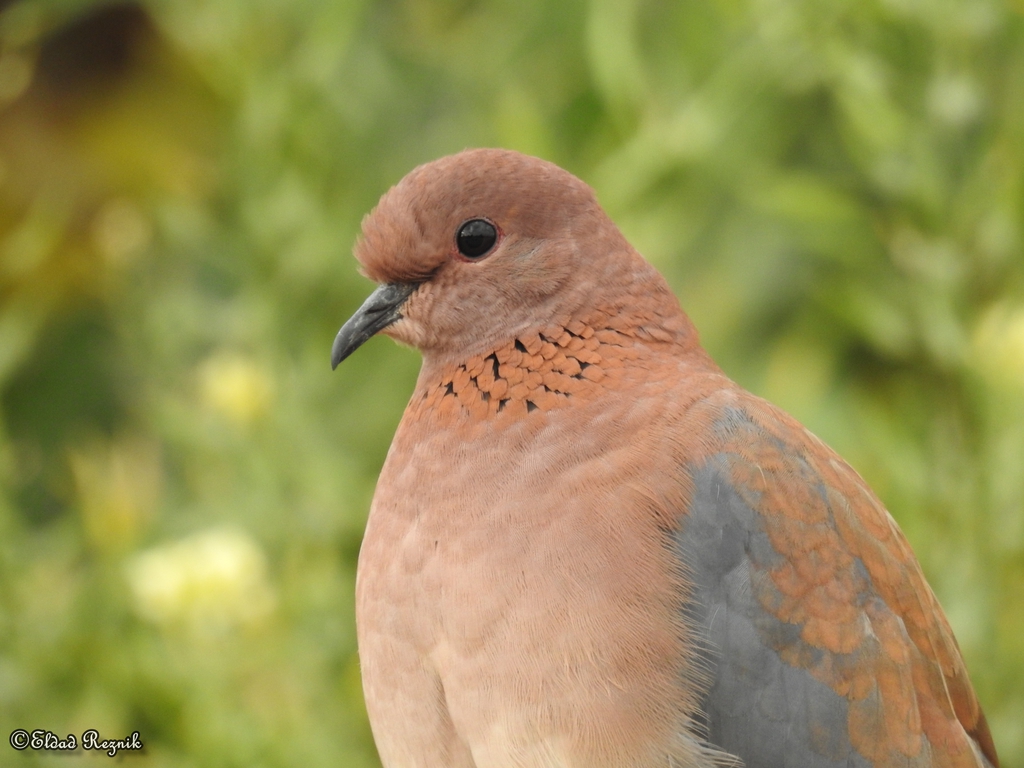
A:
[674,391,997,768]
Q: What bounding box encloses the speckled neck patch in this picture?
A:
[415,313,644,421]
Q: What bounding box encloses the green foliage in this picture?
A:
[0,0,1022,764]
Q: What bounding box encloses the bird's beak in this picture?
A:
[331,282,418,369]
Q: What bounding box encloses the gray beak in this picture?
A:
[331,282,418,369]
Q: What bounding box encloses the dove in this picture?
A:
[331,149,997,768]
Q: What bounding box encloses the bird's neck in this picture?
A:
[407,302,711,425]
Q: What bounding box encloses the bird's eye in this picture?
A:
[456,219,498,259]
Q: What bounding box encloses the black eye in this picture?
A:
[456,219,498,259]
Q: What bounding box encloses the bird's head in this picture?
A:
[331,149,681,369]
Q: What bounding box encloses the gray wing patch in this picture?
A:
[676,455,872,768]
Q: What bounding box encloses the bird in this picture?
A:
[330,148,998,768]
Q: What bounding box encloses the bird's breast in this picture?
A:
[355,357,728,767]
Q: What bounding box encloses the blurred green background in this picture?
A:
[0,0,1022,765]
